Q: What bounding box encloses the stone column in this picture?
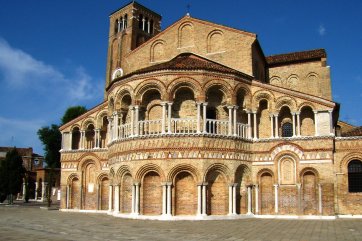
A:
[114,185,120,213]
[233,106,238,136]
[296,183,301,215]
[35,182,39,200]
[134,106,140,136]
[117,19,121,33]
[196,102,202,133]
[202,183,207,215]
[166,183,172,215]
[95,129,100,148]
[80,131,85,150]
[203,102,208,133]
[314,111,319,136]
[232,184,237,215]
[253,111,257,140]
[161,102,167,134]
[296,112,301,136]
[270,114,274,138]
[22,182,26,200]
[142,17,145,31]
[197,184,202,215]
[167,102,173,134]
[318,183,323,215]
[228,106,233,136]
[69,132,72,150]
[122,18,125,30]
[274,114,279,138]
[147,20,150,33]
[80,185,83,209]
[274,184,278,214]
[108,185,113,212]
[328,110,334,135]
[292,112,296,137]
[97,183,101,210]
[66,185,70,209]
[114,112,119,140]
[131,184,135,214]
[41,181,47,201]
[247,111,252,138]
[254,184,259,215]
[247,185,252,214]
[228,184,233,215]
[130,106,134,137]
[107,117,112,144]
[162,183,167,215]
[135,182,140,215]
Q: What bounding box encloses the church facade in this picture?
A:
[59,1,362,218]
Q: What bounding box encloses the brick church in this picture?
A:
[59,1,362,218]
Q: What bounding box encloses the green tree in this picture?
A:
[61,106,87,125]
[0,148,25,204]
[37,106,87,168]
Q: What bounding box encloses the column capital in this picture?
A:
[273,184,279,188]
[203,102,208,106]
[166,182,173,186]
[296,183,301,189]
[291,112,297,116]
[196,102,203,106]
[160,101,167,106]
[202,182,208,186]
[245,109,252,114]
[295,111,301,115]
[254,184,259,189]
[134,182,140,186]
[327,109,333,113]
[227,105,234,109]
[233,105,239,110]
[251,110,257,114]
[313,110,319,114]
[134,105,140,109]
[273,113,279,117]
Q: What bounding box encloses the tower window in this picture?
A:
[282,122,293,137]
[348,160,362,193]
[124,14,128,29]
[114,19,119,34]
[139,14,143,29]
[120,17,123,31]
[150,19,154,34]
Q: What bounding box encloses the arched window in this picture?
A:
[282,122,293,137]
[120,17,123,31]
[138,14,143,30]
[348,160,362,192]
[145,17,149,33]
[124,14,128,29]
[150,19,154,34]
[114,19,119,34]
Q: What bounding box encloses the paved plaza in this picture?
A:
[0,204,361,241]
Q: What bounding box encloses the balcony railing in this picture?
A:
[109,118,250,143]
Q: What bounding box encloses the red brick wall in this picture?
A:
[302,172,317,215]
[260,173,274,214]
[279,186,298,215]
[207,171,228,215]
[142,172,162,215]
[101,178,109,210]
[121,174,133,213]
[174,172,197,215]
[71,178,80,209]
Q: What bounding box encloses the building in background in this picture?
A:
[59,1,362,219]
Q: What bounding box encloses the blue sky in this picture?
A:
[0,0,361,155]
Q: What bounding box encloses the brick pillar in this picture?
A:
[254,184,259,215]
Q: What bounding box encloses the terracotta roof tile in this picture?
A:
[342,126,362,137]
[129,53,251,77]
[266,49,326,66]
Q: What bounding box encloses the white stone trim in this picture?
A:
[300,159,332,164]
[252,162,274,166]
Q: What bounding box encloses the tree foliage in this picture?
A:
[0,148,25,203]
[37,106,87,168]
[61,106,87,125]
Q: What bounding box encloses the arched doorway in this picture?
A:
[302,171,317,215]
[121,173,133,213]
[206,170,228,215]
[142,171,162,215]
[260,172,274,214]
[174,171,197,215]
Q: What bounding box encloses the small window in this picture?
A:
[114,19,119,34]
[150,19,154,34]
[139,14,143,29]
[348,160,362,192]
[124,14,128,29]
[282,122,293,137]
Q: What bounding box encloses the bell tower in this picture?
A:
[104,1,162,95]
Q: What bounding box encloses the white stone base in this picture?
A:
[59,209,362,220]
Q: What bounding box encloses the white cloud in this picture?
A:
[318,24,326,36]
[0,37,102,101]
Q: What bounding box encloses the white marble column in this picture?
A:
[66,185,70,209]
[167,102,173,134]
[107,117,112,144]
[134,106,140,136]
[228,184,233,215]
[270,114,274,138]
[296,112,301,136]
[197,184,202,215]
[80,131,85,150]
[135,183,140,215]
[254,184,259,215]
[161,102,167,134]
[253,111,257,139]
[122,18,125,30]
[41,182,47,201]
[318,183,323,215]
[296,183,301,214]
[35,182,39,200]
[232,184,237,215]
[142,17,145,31]
[95,129,100,148]
[69,132,72,150]
[228,106,233,136]
[131,184,135,214]
[314,111,319,136]
[117,19,121,33]
[247,185,252,214]
[328,110,334,135]
[147,20,150,33]
[114,185,120,213]
[233,106,238,136]
[196,102,202,133]
[22,182,26,200]
[130,106,134,137]
[292,112,296,137]
[114,112,119,140]
[274,114,279,138]
[247,111,252,138]
[166,183,172,215]
[202,183,207,215]
[108,185,113,212]
[274,184,278,214]
[203,102,208,133]
[162,183,167,215]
